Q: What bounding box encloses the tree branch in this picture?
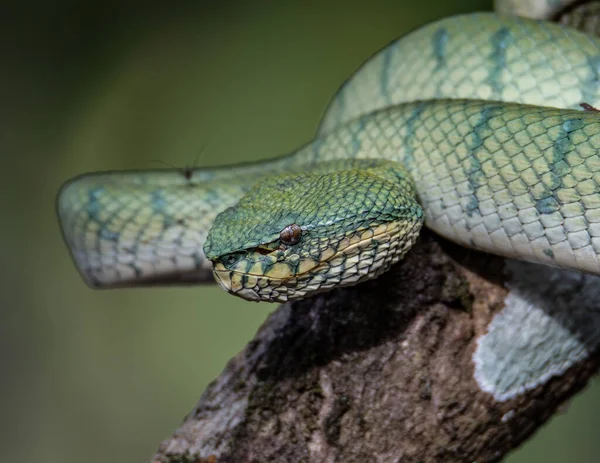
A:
[151,232,600,463]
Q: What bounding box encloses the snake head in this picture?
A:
[203,160,424,303]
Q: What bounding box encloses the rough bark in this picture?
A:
[151,232,600,463]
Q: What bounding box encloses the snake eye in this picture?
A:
[280,223,302,246]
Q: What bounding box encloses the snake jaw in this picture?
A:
[210,218,423,303]
[212,266,263,302]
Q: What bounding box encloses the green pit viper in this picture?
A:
[57,0,600,303]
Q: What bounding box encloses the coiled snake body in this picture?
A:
[58,1,600,302]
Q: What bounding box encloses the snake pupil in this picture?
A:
[280,223,302,246]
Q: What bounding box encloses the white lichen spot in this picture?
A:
[473,260,600,402]
[501,409,515,423]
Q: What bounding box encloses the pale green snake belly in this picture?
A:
[57,1,600,302]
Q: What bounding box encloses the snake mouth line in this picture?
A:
[212,222,406,301]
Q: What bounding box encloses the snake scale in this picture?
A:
[57,0,600,302]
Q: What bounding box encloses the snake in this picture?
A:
[57,0,600,303]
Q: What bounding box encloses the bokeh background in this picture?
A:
[3,0,599,461]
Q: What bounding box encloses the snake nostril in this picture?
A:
[221,251,246,268]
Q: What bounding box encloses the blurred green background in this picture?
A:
[3,0,599,461]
